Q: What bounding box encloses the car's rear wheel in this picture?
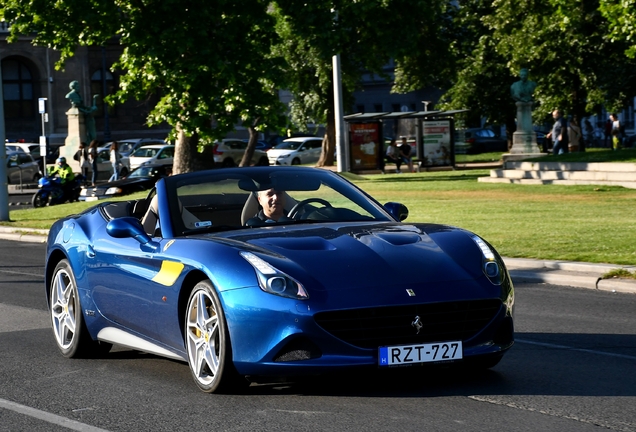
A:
[185,280,247,393]
[291,158,301,165]
[222,158,235,168]
[50,259,111,358]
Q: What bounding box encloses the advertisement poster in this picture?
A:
[422,120,452,167]
[349,122,381,170]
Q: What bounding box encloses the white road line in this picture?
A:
[0,398,111,432]
[0,268,44,278]
[516,338,636,361]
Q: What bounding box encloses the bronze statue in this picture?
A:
[510,68,537,103]
[66,80,99,144]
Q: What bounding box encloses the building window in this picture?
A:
[374,104,383,112]
[2,58,34,119]
[91,69,116,117]
[356,104,365,113]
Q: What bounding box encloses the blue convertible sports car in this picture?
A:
[45,166,514,393]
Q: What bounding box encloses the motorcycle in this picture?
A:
[32,174,84,208]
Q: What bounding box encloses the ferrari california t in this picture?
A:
[45,166,514,393]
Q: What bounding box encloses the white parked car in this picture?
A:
[267,136,323,166]
[88,147,131,181]
[105,138,166,157]
[128,144,175,170]
[212,139,269,167]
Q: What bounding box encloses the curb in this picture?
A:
[0,226,634,293]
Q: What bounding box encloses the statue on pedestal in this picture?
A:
[510,68,537,103]
[507,68,543,157]
[65,80,99,144]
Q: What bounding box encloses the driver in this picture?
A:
[255,188,287,222]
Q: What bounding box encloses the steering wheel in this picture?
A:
[287,198,332,220]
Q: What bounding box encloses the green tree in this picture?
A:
[599,0,636,58]
[272,0,441,166]
[1,0,288,172]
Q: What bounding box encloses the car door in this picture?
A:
[307,139,322,163]
[88,229,171,340]
[155,146,174,165]
[95,149,113,181]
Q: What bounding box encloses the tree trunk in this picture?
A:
[240,123,259,167]
[173,125,197,175]
[317,85,336,167]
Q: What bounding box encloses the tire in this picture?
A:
[291,158,301,165]
[32,190,47,208]
[222,158,235,168]
[50,259,111,358]
[185,280,246,393]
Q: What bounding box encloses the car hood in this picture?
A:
[267,149,295,157]
[208,222,488,292]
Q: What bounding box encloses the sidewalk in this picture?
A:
[1,226,634,294]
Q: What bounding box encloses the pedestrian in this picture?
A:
[546,109,569,155]
[610,113,622,151]
[108,141,121,182]
[568,116,582,153]
[385,139,403,173]
[584,119,594,148]
[77,142,90,183]
[399,137,415,173]
[88,140,99,186]
[604,117,612,148]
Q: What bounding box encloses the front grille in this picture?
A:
[314,299,502,349]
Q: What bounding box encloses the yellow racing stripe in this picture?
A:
[152,260,185,286]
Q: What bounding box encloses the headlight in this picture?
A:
[471,235,501,284]
[240,252,308,300]
[279,154,290,158]
[105,187,122,195]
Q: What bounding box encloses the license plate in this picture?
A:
[378,341,462,366]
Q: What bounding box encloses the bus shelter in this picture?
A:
[343,110,467,172]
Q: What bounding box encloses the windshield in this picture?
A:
[132,147,160,158]
[164,167,393,236]
[273,141,301,150]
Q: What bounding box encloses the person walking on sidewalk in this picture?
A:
[546,109,569,155]
[88,140,99,186]
[108,141,122,182]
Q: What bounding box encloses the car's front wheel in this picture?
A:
[50,259,111,358]
[185,280,246,393]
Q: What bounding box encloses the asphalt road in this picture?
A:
[1,240,635,432]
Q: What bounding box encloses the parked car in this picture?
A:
[6,150,41,185]
[44,166,514,393]
[129,144,175,170]
[241,139,274,152]
[105,138,167,157]
[267,136,323,165]
[462,128,508,154]
[79,163,171,201]
[88,147,131,181]
[212,139,269,167]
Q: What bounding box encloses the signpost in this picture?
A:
[39,98,48,173]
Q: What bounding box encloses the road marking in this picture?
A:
[0,303,50,333]
[0,268,44,278]
[516,338,636,361]
[0,398,111,432]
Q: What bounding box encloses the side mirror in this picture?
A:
[384,202,409,221]
[107,217,160,252]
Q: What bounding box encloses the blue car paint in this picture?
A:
[45,166,514,382]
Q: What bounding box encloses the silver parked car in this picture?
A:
[7,150,41,184]
[212,139,270,167]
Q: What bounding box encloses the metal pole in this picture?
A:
[0,61,10,220]
[333,53,347,172]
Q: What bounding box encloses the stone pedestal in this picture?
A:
[504,101,545,162]
[62,107,84,173]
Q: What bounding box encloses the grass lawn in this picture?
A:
[3,148,635,265]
